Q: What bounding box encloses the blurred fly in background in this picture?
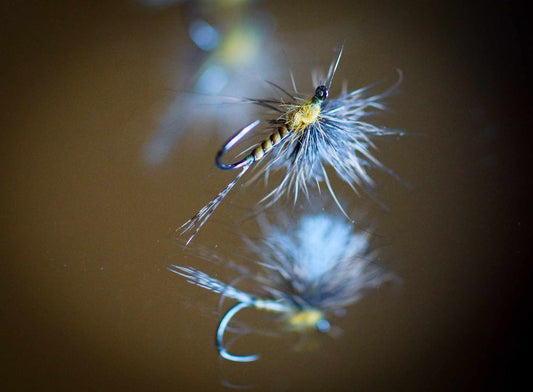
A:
[170,212,395,362]
[139,0,278,166]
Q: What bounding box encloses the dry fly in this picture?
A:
[180,44,402,244]
[170,213,393,362]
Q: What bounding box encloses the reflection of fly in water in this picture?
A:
[170,213,393,362]
[180,45,403,244]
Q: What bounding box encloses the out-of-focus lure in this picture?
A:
[180,44,402,245]
[170,213,394,362]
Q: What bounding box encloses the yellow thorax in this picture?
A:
[286,100,322,135]
[288,309,325,330]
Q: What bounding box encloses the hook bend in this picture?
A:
[216,302,259,362]
[216,120,260,170]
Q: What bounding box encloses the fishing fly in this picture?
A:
[170,213,393,362]
[180,44,402,244]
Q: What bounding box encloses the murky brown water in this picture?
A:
[2,1,530,391]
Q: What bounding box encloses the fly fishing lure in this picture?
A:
[180,44,402,244]
[170,213,393,362]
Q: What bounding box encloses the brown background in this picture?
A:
[2,1,531,391]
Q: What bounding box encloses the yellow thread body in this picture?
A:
[251,96,322,163]
[252,125,289,161]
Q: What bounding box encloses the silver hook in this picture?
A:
[216,120,261,170]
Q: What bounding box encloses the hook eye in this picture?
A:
[316,318,331,333]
